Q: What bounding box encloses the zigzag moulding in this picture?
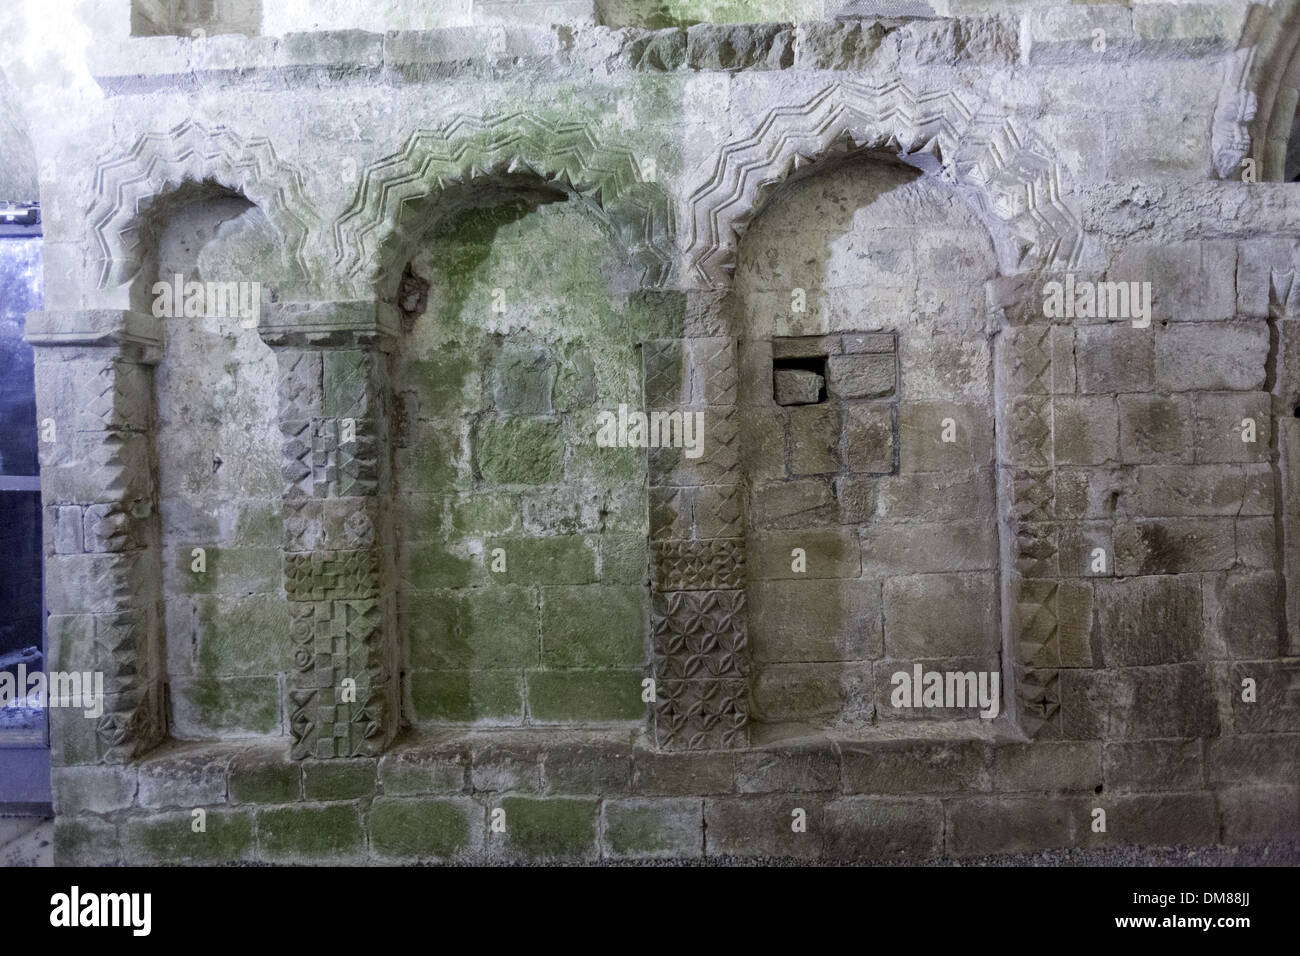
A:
[330,112,678,299]
[685,80,1082,288]
[87,119,319,294]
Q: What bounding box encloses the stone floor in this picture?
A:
[0,816,53,867]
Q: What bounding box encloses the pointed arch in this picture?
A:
[1212,1,1300,181]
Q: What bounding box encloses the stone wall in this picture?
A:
[6,0,1299,863]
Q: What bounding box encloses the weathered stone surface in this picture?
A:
[883,572,1001,659]
[993,742,1103,793]
[303,759,377,801]
[1155,322,1269,392]
[945,796,1077,857]
[844,403,895,474]
[378,745,469,795]
[788,403,841,475]
[860,521,998,577]
[257,804,365,862]
[1202,572,1280,660]
[773,368,822,406]
[137,749,236,809]
[751,661,872,725]
[370,797,481,860]
[735,744,839,793]
[1118,394,1193,464]
[1113,518,1236,575]
[228,750,301,804]
[542,741,633,794]
[52,766,138,815]
[120,810,256,865]
[827,353,895,399]
[749,578,881,662]
[1103,741,1204,793]
[1084,793,1219,848]
[843,741,990,794]
[822,797,943,862]
[25,0,1300,869]
[1060,664,1220,740]
[1095,576,1204,666]
[491,797,598,861]
[750,479,837,528]
[602,798,702,859]
[633,750,735,796]
[704,796,824,859]
[1218,786,1300,844]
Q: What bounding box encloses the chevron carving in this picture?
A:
[686,80,1081,286]
[87,119,319,292]
[331,112,677,295]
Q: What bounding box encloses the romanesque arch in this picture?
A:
[331,113,679,301]
[31,124,309,762]
[645,82,1084,747]
[85,119,319,302]
[685,80,1082,288]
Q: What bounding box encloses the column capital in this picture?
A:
[25,309,162,361]
[258,299,400,350]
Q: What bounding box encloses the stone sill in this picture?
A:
[56,719,1054,819]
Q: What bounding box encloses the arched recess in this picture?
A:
[330,113,679,302]
[146,184,287,740]
[1210,0,1300,181]
[334,120,680,737]
[32,124,307,762]
[85,119,319,307]
[686,80,1081,287]
[380,176,668,733]
[654,83,1084,748]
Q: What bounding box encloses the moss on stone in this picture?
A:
[121,810,255,864]
[475,416,564,484]
[410,670,523,722]
[497,797,597,860]
[370,798,475,858]
[541,585,646,667]
[258,805,364,860]
[303,760,378,802]
[528,669,645,721]
[481,535,597,585]
[451,493,520,535]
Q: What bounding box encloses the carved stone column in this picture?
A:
[27,309,167,764]
[645,293,751,750]
[260,301,402,759]
[990,275,1066,739]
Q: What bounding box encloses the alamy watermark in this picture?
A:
[152,273,261,327]
[1042,274,1153,328]
[50,886,151,936]
[595,404,705,458]
[889,664,1000,718]
[0,665,104,719]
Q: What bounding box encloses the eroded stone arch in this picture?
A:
[86,119,319,301]
[649,88,1086,746]
[331,113,678,300]
[685,79,1082,287]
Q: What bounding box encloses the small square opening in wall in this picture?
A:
[773,355,827,406]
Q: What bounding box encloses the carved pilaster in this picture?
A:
[645,329,751,750]
[261,301,401,759]
[26,309,167,764]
